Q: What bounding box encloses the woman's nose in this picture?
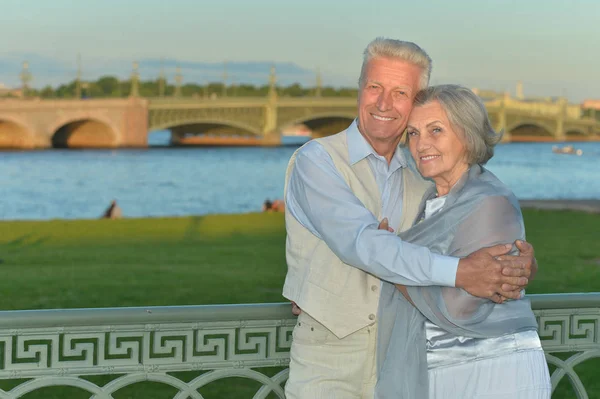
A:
[417,136,432,151]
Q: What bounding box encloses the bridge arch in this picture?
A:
[151,119,262,138]
[565,127,587,136]
[506,120,555,139]
[0,118,35,149]
[51,118,118,148]
[282,113,356,138]
[564,127,592,141]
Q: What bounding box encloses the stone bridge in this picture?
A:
[148,96,358,144]
[0,97,148,149]
[0,93,599,149]
[149,94,600,144]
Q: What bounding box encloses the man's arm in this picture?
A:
[287,142,456,286]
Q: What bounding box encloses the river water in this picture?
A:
[1,131,599,220]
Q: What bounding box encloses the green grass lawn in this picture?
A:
[0,210,599,398]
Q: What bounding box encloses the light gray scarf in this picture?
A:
[375,165,538,398]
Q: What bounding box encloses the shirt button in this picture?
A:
[369,314,376,321]
[371,285,378,292]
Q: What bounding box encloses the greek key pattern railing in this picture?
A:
[532,294,600,399]
[0,294,597,398]
[0,304,294,398]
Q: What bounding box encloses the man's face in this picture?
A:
[357,57,422,149]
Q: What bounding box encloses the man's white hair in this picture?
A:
[359,37,432,90]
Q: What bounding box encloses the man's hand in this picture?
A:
[496,240,537,291]
[378,218,394,233]
[456,243,530,303]
[291,301,301,316]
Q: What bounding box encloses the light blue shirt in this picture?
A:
[286,120,458,287]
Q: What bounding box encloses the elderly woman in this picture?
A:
[375,85,551,398]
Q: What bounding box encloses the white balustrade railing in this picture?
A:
[0,293,597,398]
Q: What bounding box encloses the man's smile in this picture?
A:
[371,113,396,122]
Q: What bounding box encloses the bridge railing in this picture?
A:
[0,293,597,398]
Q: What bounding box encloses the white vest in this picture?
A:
[283,128,431,338]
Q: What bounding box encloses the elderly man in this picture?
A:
[282,38,535,399]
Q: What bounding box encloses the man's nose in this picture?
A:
[376,91,392,112]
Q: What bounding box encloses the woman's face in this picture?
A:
[406,101,469,187]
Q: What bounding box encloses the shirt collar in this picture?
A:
[347,119,408,169]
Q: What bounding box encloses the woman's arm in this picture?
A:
[407,195,525,327]
[441,195,525,319]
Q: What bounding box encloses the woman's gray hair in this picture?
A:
[412,84,503,164]
[359,37,432,90]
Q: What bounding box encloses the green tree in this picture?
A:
[282,83,307,97]
[39,85,55,98]
[96,76,121,97]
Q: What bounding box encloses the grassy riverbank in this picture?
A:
[1,210,599,398]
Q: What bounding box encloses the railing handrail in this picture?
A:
[528,292,600,309]
[0,302,292,329]
[0,293,598,329]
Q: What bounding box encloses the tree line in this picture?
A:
[6,76,359,99]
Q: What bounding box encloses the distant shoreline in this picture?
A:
[1,201,600,223]
[519,199,600,213]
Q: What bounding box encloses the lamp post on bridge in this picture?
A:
[158,59,166,97]
[268,64,277,102]
[263,65,278,140]
[222,61,228,98]
[174,67,183,97]
[19,61,32,99]
[75,54,82,99]
[130,62,140,98]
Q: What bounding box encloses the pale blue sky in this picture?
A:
[0,0,598,101]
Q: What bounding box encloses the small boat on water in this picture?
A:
[281,124,312,146]
[552,145,583,156]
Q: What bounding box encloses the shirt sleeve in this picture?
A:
[285,141,458,287]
